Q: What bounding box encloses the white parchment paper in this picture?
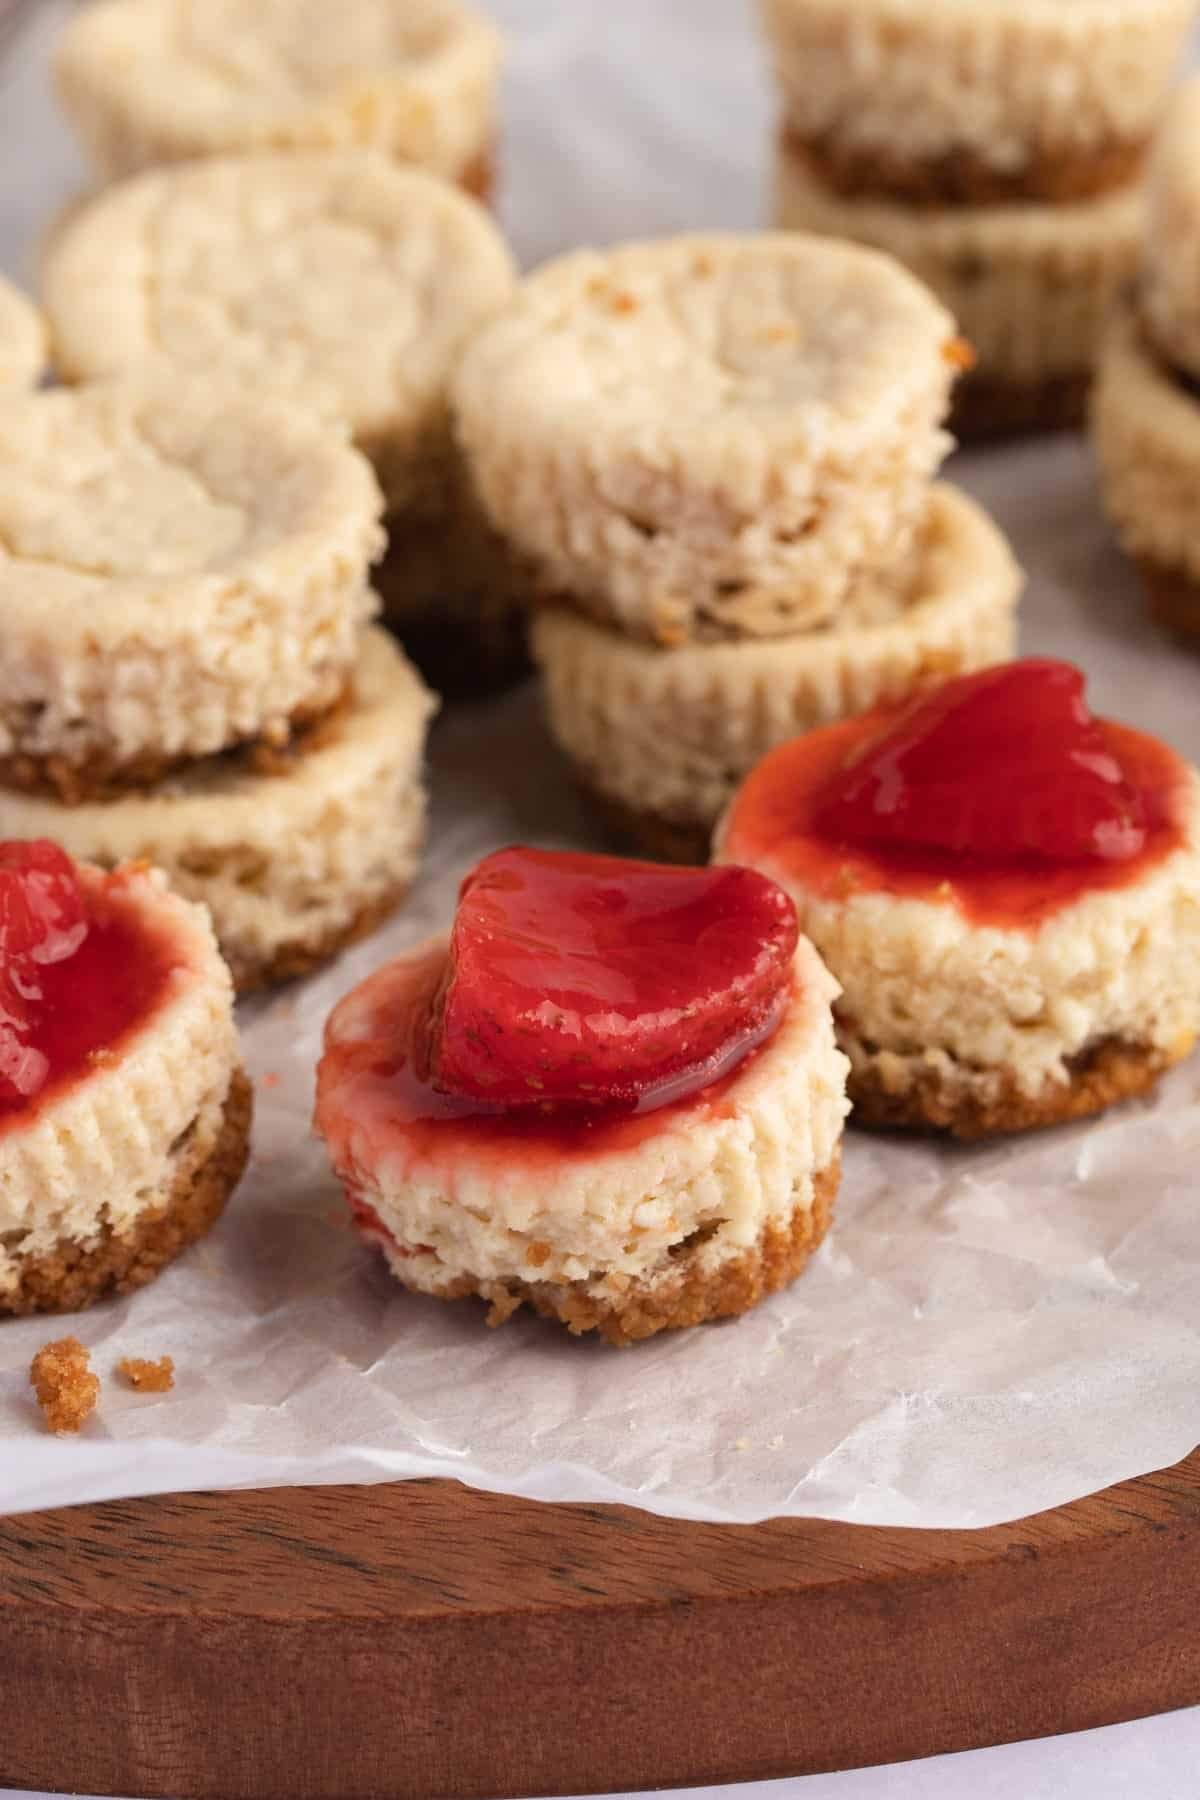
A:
[1,0,1197,1527]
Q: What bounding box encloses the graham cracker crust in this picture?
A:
[783,125,1146,209]
[1137,557,1200,647]
[1,1067,252,1317]
[0,684,351,806]
[29,1336,99,1433]
[459,144,497,206]
[847,1035,1183,1141]
[228,881,413,996]
[952,370,1090,442]
[420,1157,840,1347]
[580,775,712,867]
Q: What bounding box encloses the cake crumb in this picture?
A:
[118,1355,175,1393]
[30,1337,100,1435]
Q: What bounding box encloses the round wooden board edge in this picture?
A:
[1,1448,1199,1800]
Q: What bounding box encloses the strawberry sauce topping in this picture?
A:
[723,662,1188,930]
[315,849,800,1176]
[429,849,797,1113]
[0,842,182,1130]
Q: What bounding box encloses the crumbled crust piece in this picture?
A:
[118,1355,175,1393]
[30,1337,100,1434]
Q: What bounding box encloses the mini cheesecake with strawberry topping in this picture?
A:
[0,841,249,1315]
[719,661,1200,1138]
[315,848,849,1344]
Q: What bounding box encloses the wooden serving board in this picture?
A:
[1,1453,1198,1800]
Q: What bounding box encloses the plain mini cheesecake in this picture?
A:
[55,0,502,195]
[0,379,382,799]
[718,661,1200,1139]
[315,848,849,1344]
[454,231,960,644]
[761,0,1193,205]
[0,841,250,1316]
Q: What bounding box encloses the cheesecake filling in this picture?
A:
[318,938,847,1295]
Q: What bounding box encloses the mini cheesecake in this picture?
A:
[453,232,959,645]
[0,842,249,1315]
[315,848,849,1344]
[719,661,1200,1138]
[0,380,381,799]
[55,0,501,194]
[761,0,1193,208]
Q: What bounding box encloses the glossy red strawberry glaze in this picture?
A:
[430,848,798,1113]
[723,688,1189,932]
[316,933,795,1209]
[815,663,1153,865]
[0,845,184,1133]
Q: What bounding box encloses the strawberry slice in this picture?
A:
[0,840,87,966]
[0,841,87,1102]
[429,848,798,1111]
[814,661,1149,865]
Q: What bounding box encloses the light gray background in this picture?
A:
[2,0,1198,1794]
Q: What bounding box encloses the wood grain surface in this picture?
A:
[1,1453,1198,1800]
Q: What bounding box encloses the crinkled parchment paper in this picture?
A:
[1,0,1197,1526]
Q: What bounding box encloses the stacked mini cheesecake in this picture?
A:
[40,147,524,697]
[763,0,1195,439]
[0,379,436,992]
[1094,78,1200,646]
[453,231,1024,862]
